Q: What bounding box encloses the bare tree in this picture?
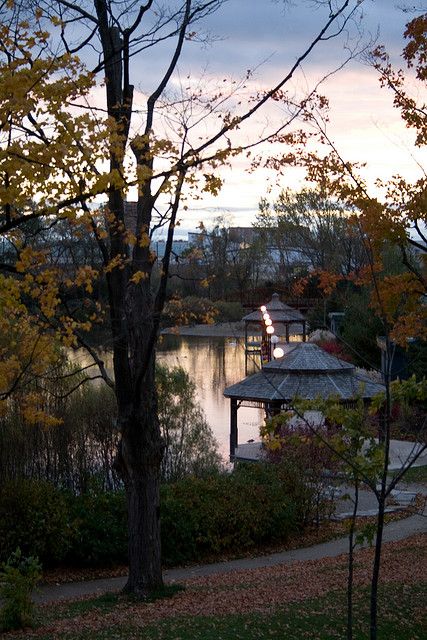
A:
[256,188,367,277]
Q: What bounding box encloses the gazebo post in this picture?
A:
[265,400,282,419]
[230,398,238,459]
[302,320,306,342]
[244,321,248,374]
[285,323,289,343]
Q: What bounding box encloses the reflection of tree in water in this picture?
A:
[158,336,246,397]
[157,336,264,451]
[75,336,264,454]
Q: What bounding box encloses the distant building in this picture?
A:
[123,202,189,261]
[151,239,189,261]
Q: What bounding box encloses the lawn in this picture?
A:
[7,534,425,640]
[20,584,427,640]
[125,584,426,640]
[396,464,427,485]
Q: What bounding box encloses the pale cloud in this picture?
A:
[90,1,424,230]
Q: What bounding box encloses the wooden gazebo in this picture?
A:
[243,293,307,371]
[224,342,384,459]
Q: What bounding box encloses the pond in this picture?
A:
[157,335,264,458]
[73,335,264,460]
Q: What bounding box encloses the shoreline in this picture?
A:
[161,321,305,339]
[161,321,249,338]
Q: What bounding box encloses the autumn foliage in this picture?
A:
[283,15,427,347]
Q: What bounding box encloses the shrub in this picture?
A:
[0,374,119,492]
[0,480,69,565]
[162,296,219,327]
[0,549,42,631]
[263,415,341,525]
[161,464,303,566]
[1,465,314,570]
[213,300,244,322]
[66,487,127,566]
[162,296,244,327]
[313,340,353,362]
[157,365,222,482]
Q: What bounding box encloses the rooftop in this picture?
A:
[242,293,305,323]
[224,342,384,403]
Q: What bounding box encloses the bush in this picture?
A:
[66,487,127,566]
[162,296,244,327]
[213,300,244,322]
[312,340,353,362]
[0,465,313,569]
[0,547,42,631]
[0,480,69,565]
[162,296,219,327]
[0,549,42,631]
[157,365,222,482]
[161,464,303,566]
[0,373,119,492]
[263,415,341,525]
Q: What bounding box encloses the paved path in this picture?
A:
[35,506,426,605]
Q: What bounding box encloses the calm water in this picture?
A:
[157,335,264,457]
[74,336,264,458]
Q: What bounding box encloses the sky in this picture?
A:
[88,0,426,236]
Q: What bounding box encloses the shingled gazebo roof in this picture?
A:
[224,342,384,403]
[242,292,304,323]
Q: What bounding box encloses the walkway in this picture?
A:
[35,499,426,605]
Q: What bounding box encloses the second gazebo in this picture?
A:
[243,292,307,371]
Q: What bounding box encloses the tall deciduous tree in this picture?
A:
[1,0,366,595]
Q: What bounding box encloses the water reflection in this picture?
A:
[157,335,264,457]
[73,336,264,459]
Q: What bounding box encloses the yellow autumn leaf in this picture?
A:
[130,270,147,284]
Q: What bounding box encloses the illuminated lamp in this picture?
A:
[270,335,279,344]
[263,313,270,321]
[265,318,272,326]
[266,325,274,334]
[260,305,267,313]
[273,347,285,358]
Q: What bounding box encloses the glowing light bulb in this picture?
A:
[265,318,272,326]
[266,325,274,334]
[263,313,270,321]
[260,305,267,313]
[273,347,285,358]
[271,335,279,344]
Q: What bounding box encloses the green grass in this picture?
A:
[26,582,426,640]
[396,464,427,484]
[37,584,184,626]
[49,592,121,620]
[139,584,426,640]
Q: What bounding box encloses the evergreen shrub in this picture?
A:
[0,549,41,631]
[213,300,244,322]
[0,480,69,565]
[66,488,128,566]
[0,464,311,569]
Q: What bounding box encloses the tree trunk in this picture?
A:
[347,477,359,640]
[370,495,386,640]
[117,385,165,597]
[124,458,163,595]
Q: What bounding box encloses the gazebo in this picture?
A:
[243,293,307,371]
[224,342,385,459]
